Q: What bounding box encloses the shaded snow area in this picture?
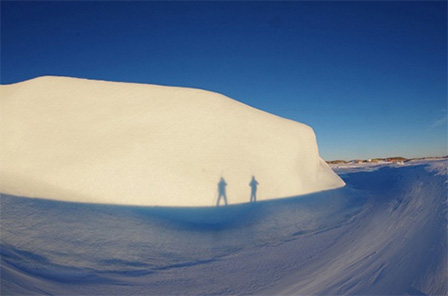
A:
[1,159,447,295]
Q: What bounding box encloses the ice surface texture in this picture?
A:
[0,76,344,206]
[1,160,446,295]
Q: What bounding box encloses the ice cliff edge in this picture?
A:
[0,76,344,206]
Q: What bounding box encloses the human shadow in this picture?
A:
[249,176,259,203]
[216,177,228,206]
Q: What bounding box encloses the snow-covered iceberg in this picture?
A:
[0,76,344,206]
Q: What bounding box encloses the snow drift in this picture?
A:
[0,76,344,206]
[1,160,446,295]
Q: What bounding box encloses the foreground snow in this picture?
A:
[1,159,446,295]
[0,76,343,206]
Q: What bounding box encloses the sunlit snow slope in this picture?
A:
[0,76,343,206]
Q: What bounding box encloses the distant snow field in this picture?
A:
[1,159,446,295]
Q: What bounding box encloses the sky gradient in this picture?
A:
[1,1,446,160]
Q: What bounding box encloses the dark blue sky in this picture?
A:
[1,1,446,160]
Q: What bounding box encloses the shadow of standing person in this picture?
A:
[217,177,228,206]
[249,176,259,203]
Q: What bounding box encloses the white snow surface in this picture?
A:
[1,159,446,295]
[0,76,344,207]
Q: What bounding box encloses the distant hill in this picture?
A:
[326,156,447,165]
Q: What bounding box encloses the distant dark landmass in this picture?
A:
[326,156,448,165]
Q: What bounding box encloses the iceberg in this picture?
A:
[0,76,344,206]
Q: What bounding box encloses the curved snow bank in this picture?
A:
[0,160,446,295]
[0,76,344,206]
